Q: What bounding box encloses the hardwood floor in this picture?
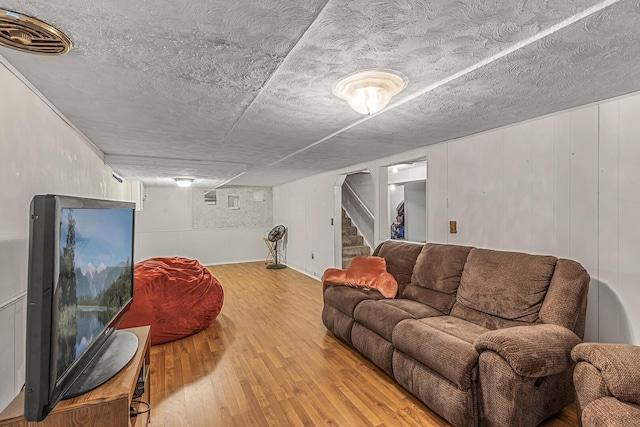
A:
[148,261,578,427]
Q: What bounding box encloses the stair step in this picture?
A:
[342,217,352,227]
[342,257,354,269]
[342,235,364,247]
[342,225,357,236]
[343,245,371,258]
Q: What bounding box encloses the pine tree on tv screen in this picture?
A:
[54,208,133,379]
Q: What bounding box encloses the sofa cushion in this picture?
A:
[392,316,489,390]
[354,299,442,341]
[322,305,356,345]
[402,243,473,313]
[455,248,557,323]
[352,323,395,376]
[450,303,539,330]
[323,285,383,317]
[322,256,398,298]
[420,315,490,344]
[373,241,423,286]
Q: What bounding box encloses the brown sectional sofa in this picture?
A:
[572,343,640,426]
[322,240,590,427]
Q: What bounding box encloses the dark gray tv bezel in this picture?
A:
[24,195,136,422]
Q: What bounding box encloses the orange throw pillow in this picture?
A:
[322,256,398,298]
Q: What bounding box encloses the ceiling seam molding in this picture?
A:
[0,53,104,160]
[266,0,622,169]
[104,154,247,168]
[215,172,246,189]
[219,0,333,144]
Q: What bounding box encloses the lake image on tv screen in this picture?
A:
[54,207,133,380]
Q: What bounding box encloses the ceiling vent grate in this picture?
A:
[0,9,71,55]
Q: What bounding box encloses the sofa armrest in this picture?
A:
[572,343,640,406]
[474,324,581,377]
[582,397,640,426]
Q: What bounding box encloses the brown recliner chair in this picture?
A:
[571,343,640,426]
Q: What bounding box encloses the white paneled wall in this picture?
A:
[273,180,307,271]
[13,299,25,401]
[445,106,600,341]
[135,186,270,265]
[427,143,448,244]
[273,172,335,278]
[0,60,137,412]
[530,116,555,255]
[599,95,640,344]
[136,229,270,266]
[275,90,640,345]
[304,172,335,277]
[0,302,16,411]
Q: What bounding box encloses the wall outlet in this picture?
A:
[449,220,457,234]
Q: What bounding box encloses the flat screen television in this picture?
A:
[24,195,138,421]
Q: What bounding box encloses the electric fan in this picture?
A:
[266,225,287,269]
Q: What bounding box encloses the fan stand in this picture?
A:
[266,239,287,269]
[263,238,276,265]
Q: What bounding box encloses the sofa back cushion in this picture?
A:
[401,243,473,314]
[451,248,557,327]
[372,241,423,292]
[540,258,590,337]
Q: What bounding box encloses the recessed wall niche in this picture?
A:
[228,195,240,210]
[204,190,217,204]
[193,186,273,229]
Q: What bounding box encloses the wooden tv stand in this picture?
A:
[0,326,151,427]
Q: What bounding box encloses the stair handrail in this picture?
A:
[343,182,374,221]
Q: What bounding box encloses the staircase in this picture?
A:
[342,209,371,268]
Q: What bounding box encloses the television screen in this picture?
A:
[25,195,136,421]
[54,207,134,382]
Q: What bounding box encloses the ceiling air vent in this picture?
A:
[0,9,71,55]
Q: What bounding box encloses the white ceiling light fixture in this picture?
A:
[174,178,194,188]
[334,70,406,115]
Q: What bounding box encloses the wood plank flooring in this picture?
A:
[148,261,578,427]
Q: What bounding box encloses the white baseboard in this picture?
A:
[286,264,322,282]
[204,258,263,266]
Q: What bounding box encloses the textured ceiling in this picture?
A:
[1,0,639,188]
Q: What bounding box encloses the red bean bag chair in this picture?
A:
[119,257,224,345]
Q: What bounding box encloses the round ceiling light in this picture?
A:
[334,70,406,115]
[174,178,194,188]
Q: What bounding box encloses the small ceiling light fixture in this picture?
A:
[0,9,72,55]
[391,166,399,173]
[174,178,194,188]
[111,171,124,183]
[334,70,406,115]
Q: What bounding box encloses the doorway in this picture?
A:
[387,159,427,243]
[334,170,374,268]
